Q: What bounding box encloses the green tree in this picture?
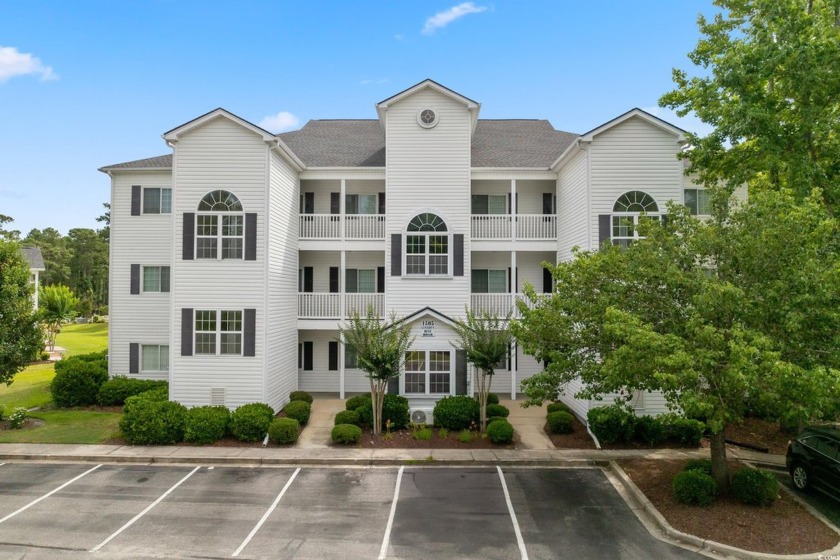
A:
[39,284,79,351]
[514,191,839,493]
[0,239,43,384]
[660,0,840,211]
[66,228,109,311]
[22,227,72,286]
[0,214,21,242]
[339,307,414,436]
[451,308,513,432]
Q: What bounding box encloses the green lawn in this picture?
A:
[0,410,122,444]
[55,322,108,355]
[0,363,54,410]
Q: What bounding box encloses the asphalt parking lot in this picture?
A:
[0,463,704,560]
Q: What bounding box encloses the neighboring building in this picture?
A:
[100,80,714,420]
[21,247,45,310]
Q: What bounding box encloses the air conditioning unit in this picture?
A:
[410,408,434,426]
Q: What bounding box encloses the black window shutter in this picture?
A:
[543,267,553,294]
[453,234,464,276]
[330,193,340,215]
[298,343,303,368]
[378,192,386,214]
[130,264,140,295]
[345,269,357,293]
[387,377,399,395]
[245,213,257,260]
[129,343,139,374]
[329,267,339,293]
[391,234,402,276]
[243,309,256,357]
[455,349,467,395]
[131,186,141,216]
[345,194,357,215]
[304,192,314,214]
[328,341,338,371]
[161,267,171,293]
[598,215,611,247]
[183,213,195,260]
[303,267,313,293]
[181,308,193,356]
[303,341,313,371]
[543,193,554,214]
[377,267,385,293]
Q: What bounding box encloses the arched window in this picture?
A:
[406,213,449,275]
[611,191,659,248]
[196,190,245,259]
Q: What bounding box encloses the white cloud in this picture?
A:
[422,2,488,35]
[0,46,56,83]
[258,111,299,132]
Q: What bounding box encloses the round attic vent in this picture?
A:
[417,108,439,128]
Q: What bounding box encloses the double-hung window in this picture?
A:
[346,269,375,293]
[142,266,170,293]
[143,188,172,214]
[141,344,169,372]
[196,190,244,260]
[406,213,449,276]
[684,189,711,215]
[611,191,659,248]
[195,310,242,356]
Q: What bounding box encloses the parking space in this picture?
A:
[0,463,705,559]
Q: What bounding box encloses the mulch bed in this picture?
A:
[725,417,792,455]
[356,428,515,449]
[619,458,839,555]
[543,416,597,449]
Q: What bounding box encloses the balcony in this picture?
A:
[470,293,547,317]
[298,293,385,319]
[471,214,556,240]
[299,215,385,240]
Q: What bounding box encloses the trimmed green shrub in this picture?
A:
[230,403,275,442]
[289,391,313,404]
[434,396,479,430]
[334,410,360,426]
[50,352,109,408]
[486,393,500,405]
[485,403,509,418]
[123,386,169,414]
[269,417,300,445]
[547,411,575,434]
[487,419,514,444]
[634,415,666,446]
[731,468,778,506]
[345,394,371,411]
[332,424,362,444]
[184,406,230,445]
[662,415,706,446]
[40,352,50,361]
[684,459,713,475]
[97,377,168,406]
[119,400,187,445]
[672,470,716,506]
[547,402,571,414]
[488,416,507,425]
[355,394,410,430]
[283,401,311,425]
[587,405,636,444]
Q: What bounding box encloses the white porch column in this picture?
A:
[339,339,346,400]
[340,178,346,241]
[339,249,346,399]
[511,179,517,242]
[510,249,517,400]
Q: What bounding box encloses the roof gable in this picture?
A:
[162,108,276,143]
[21,247,45,271]
[391,307,460,330]
[579,108,687,143]
[376,79,481,133]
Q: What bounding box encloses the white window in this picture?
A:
[612,191,659,248]
[471,195,506,215]
[196,190,244,260]
[406,213,449,276]
[471,269,506,293]
[404,350,451,395]
[684,189,711,215]
[346,269,375,293]
[142,266,170,293]
[195,310,242,356]
[141,344,169,372]
[346,194,377,215]
[143,188,172,214]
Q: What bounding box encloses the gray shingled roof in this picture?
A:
[101,120,579,170]
[21,247,45,270]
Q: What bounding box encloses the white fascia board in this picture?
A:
[471,168,558,180]
[300,167,386,180]
[162,108,276,143]
[579,108,688,144]
[269,137,305,172]
[549,139,584,172]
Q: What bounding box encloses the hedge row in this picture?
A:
[673,461,778,507]
[587,405,705,447]
[50,351,109,408]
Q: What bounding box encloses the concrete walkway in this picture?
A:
[295,398,345,449]
[500,399,555,450]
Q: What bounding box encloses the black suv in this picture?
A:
[786,425,840,500]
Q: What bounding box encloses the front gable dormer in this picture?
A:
[375,79,481,134]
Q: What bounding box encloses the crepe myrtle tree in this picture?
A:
[339,307,414,436]
[0,239,43,385]
[451,308,514,432]
[513,191,839,493]
[39,284,79,352]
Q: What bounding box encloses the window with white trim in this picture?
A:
[141,344,169,372]
[471,269,506,293]
[471,195,506,215]
[612,191,659,248]
[196,190,244,260]
[404,350,451,395]
[346,269,375,293]
[143,188,172,214]
[142,266,170,293]
[194,310,242,355]
[406,213,449,276]
[346,194,377,215]
[684,189,711,215]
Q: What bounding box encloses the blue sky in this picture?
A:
[0,1,717,236]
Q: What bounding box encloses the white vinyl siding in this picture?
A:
[557,150,589,261]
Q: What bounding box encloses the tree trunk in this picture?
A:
[370,380,383,436]
[478,371,488,432]
[710,429,730,495]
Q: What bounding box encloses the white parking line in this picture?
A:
[231,467,301,557]
[497,466,529,560]
[0,464,102,525]
[377,465,404,560]
[91,465,201,553]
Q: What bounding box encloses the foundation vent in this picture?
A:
[210,387,226,406]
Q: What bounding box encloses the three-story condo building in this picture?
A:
[101,80,703,421]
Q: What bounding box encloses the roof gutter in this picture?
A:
[549,138,586,172]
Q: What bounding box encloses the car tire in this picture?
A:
[790,463,811,492]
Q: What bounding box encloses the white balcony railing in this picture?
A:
[298,293,385,319]
[470,293,548,317]
[471,214,556,240]
[299,214,385,240]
